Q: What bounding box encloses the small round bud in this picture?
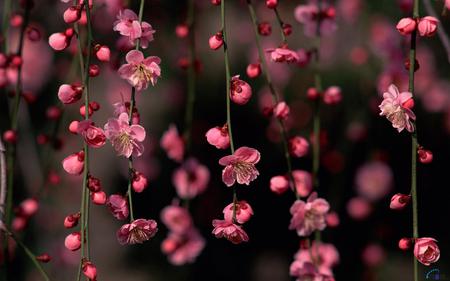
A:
[3,130,18,144]
[88,64,100,77]
[399,238,412,250]
[258,22,272,36]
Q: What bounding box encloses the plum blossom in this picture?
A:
[113,9,141,41]
[106,194,129,220]
[161,229,205,265]
[104,112,146,158]
[289,192,330,236]
[172,158,210,199]
[205,125,230,149]
[223,201,254,224]
[379,84,416,133]
[219,146,260,187]
[118,50,161,91]
[77,120,106,148]
[117,219,158,245]
[294,2,337,37]
[291,242,339,278]
[211,220,249,244]
[267,47,300,63]
[160,205,192,235]
[414,238,440,266]
[355,161,393,202]
[161,124,185,162]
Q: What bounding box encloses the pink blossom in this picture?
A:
[82,261,97,280]
[379,84,416,133]
[139,22,156,49]
[113,9,141,41]
[17,198,39,218]
[396,17,416,35]
[270,175,289,194]
[161,124,185,162]
[161,205,192,234]
[399,238,412,250]
[219,146,260,187]
[347,197,372,220]
[390,193,411,210]
[292,170,313,197]
[362,244,386,267]
[223,201,254,224]
[95,45,111,62]
[267,47,300,63]
[230,75,252,105]
[118,50,161,91]
[117,218,158,245]
[104,112,146,158]
[161,229,205,265]
[246,63,261,78]
[172,158,210,199]
[209,32,223,50]
[63,6,81,24]
[77,120,106,148]
[205,125,230,149]
[417,16,438,37]
[290,261,333,281]
[132,171,148,192]
[106,194,129,220]
[289,192,330,236]
[273,101,290,119]
[91,191,107,205]
[62,151,84,175]
[355,161,392,202]
[323,86,342,105]
[294,4,337,37]
[414,237,440,265]
[48,32,70,51]
[292,242,339,277]
[211,219,249,244]
[64,232,81,251]
[418,148,433,164]
[289,136,309,158]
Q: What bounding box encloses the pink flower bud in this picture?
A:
[64,27,75,38]
[246,63,261,78]
[89,101,100,111]
[323,86,342,105]
[64,213,80,228]
[258,22,272,36]
[306,87,320,100]
[82,261,97,280]
[398,238,412,250]
[18,198,39,217]
[390,193,411,210]
[266,0,278,9]
[48,32,68,51]
[95,45,110,62]
[106,194,129,220]
[36,134,49,145]
[418,148,433,164]
[79,104,93,118]
[417,16,438,37]
[175,24,189,38]
[223,201,254,224]
[64,232,81,251]
[69,121,79,134]
[58,84,82,104]
[230,75,252,105]
[88,64,100,77]
[282,23,292,36]
[206,125,230,149]
[36,253,51,263]
[3,130,18,144]
[273,101,290,120]
[47,171,61,185]
[347,197,372,220]
[10,55,22,67]
[211,0,221,5]
[132,171,148,193]
[289,136,309,157]
[414,237,440,265]
[270,175,289,194]
[63,6,81,24]
[209,32,224,50]
[396,17,416,36]
[326,211,340,228]
[91,191,107,205]
[62,151,84,175]
[87,175,101,192]
[10,14,23,27]
[46,106,62,120]
[12,216,27,231]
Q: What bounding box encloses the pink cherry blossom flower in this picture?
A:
[104,112,146,158]
[106,194,129,220]
[161,205,192,235]
[289,136,309,158]
[323,86,342,105]
[417,16,438,37]
[118,50,161,91]
[132,171,148,192]
[139,22,156,49]
[223,201,254,224]
[347,197,372,220]
[161,124,185,162]
[64,232,81,251]
[205,125,230,149]
[396,17,416,36]
[355,161,393,202]
[390,193,411,210]
[58,84,83,104]
[292,242,339,277]
[172,158,210,199]
[211,219,249,244]
[292,170,313,197]
[290,261,333,281]
[113,9,141,41]
[82,261,97,280]
[219,146,260,187]
[77,120,106,148]
[161,229,205,265]
[289,192,330,236]
[270,175,289,194]
[273,101,290,119]
[230,75,252,105]
[414,237,440,265]
[267,47,300,63]
[362,244,386,267]
[379,84,416,133]
[117,218,158,245]
[62,151,84,175]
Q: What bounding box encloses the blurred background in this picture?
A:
[0,0,449,280]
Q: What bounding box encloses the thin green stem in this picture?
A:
[246,0,298,199]
[1,0,12,52]
[273,8,287,44]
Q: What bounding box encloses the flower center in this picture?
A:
[134,63,153,83]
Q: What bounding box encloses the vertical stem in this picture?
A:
[1,0,12,52]
[246,0,298,199]
[273,8,287,44]
[0,140,5,221]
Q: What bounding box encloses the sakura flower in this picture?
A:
[223,201,253,224]
[292,170,313,197]
[355,161,393,202]
[161,229,205,265]
[113,9,141,41]
[417,16,438,37]
[82,261,97,280]
[292,242,339,277]
[62,151,84,175]
[270,175,289,194]
[77,120,106,148]
[139,22,156,49]
[211,219,249,244]
[396,17,416,36]
[230,75,252,105]
[414,237,440,265]
[117,218,158,245]
[58,84,83,104]
[267,47,299,63]
[118,50,161,91]
[379,84,416,133]
[218,146,260,187]
[106,194,129,220]
[161,205,192,235]
[104,112,146,158]
[205,125,230,149]
[289,136,309,158]
[289,192,330,236]
[161,124,185,162]
[172,158,210,199]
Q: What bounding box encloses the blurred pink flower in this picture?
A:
[355,161,393,202]
[289,192,330,236]
[292,170,313,197]
[104,112,146,158]
[219,146,261,187]
[77,120,106,148]
[117,219,158,245]
[414,237,440,265]
[172,158,210,199]
[211,219,249,244]
[294,3,336,37]
[223,201,254,224]
[379,84,416,133]
[106,194,129,220]
[347,197,372,220]
[362,244,386,267]
[113,9,141,41]
[292,242,339,277]
[289,136,309,158]
[161,229,205,265]
[270,175,289,194]
[267,47,299,63]
[161,124,185,162]
[118,50,161,91]
[161,205,192,235]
